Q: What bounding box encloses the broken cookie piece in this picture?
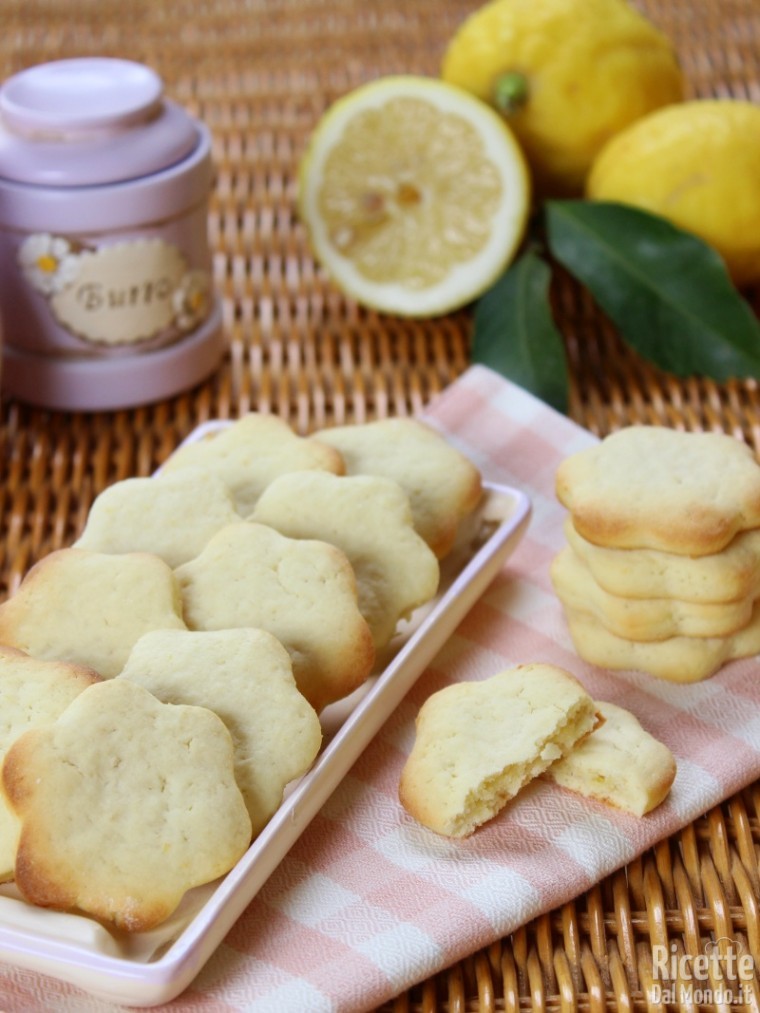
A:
[545,700,676,817]
[399,663,598,838]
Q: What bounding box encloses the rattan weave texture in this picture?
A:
[1,1,760,1010]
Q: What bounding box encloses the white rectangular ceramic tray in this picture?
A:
[0,421,531,1006]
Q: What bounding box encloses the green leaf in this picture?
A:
[471,249,569,413]
[545,200,760,380]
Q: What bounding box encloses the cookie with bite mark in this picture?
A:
[399,664,598,838]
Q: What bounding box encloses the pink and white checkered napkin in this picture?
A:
[6,365,760,1012]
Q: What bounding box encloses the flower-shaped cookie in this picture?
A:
[0,548,186,678]
[556,426,760,556]
[0,646,101,882]
[175,523,375,712]
[75,467,241,568]
[3,679,251,931]
[314,418,482,558]
[120,628,322,836]
[551,546,755,641]
[563,516,760,604]
[251,471,440,650]
[161,413,345,515]
[561,600,760,683]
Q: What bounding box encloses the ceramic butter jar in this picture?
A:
[0,58,224,411]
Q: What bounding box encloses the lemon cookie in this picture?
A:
[551,546,756,641]
[161,412,344,515]
[119,628,322,836]
[546,700,676,816]
[3,679,251,931]
[556,426,760,556]
[0,549,186,678]
[175,523,375,712]
[399,663,598,837]
[251,471,440,649]
[314,418,482,557]
[0,646,101,882]
[75,467,241,568]
[562,600,760,682]
[563,516,760,605]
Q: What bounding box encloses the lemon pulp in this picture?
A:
[319,96,505,289]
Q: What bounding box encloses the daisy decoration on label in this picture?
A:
[18,234,82,295]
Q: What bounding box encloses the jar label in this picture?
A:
[17,234,212,348]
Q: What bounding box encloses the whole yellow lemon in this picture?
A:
[441,0,684,196]
[587,100,760,288]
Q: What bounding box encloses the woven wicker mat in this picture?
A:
[2,1,760,1009]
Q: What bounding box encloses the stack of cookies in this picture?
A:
[551,425,760,683]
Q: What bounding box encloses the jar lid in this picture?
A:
[0,58,200,186]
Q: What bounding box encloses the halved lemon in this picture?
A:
[297,75,531,317]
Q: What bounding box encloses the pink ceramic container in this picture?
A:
[0,58,224,411]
